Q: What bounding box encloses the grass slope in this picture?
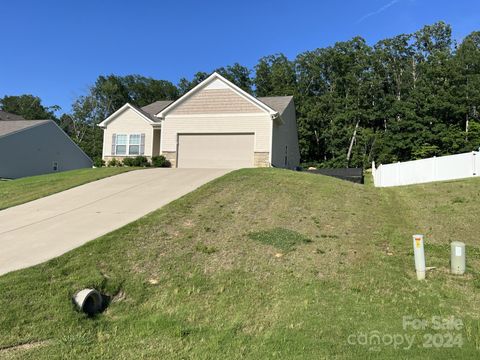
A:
[0,168,135,210]
[0,169,479,359]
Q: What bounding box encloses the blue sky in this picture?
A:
[1,0,479,114]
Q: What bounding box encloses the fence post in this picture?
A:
[396,161,401,186]
[432,156,437,182]
[378,164,382,187]
[473,151,477,176]
[372,161,376,186]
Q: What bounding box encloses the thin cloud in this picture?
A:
[356,0,402,24]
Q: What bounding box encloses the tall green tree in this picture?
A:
[122,75,178,107]
[0,94,59,120]
[254,54,296,97]
[452,31,480,148]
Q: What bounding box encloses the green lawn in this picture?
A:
[0,168,136,210]
[0,169,479,359]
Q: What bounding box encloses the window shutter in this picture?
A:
[140,133,145,155]
[111,133,116,155]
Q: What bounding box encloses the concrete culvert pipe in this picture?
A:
[73,289,103,315]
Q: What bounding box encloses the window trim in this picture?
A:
[114,133,142,156]
[128,133,141,156]
[115,134,128,156]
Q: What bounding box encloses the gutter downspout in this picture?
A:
[269,112,279,167]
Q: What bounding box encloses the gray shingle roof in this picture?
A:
[141,100,174,117]
[139,96,292,120]
[0,110,26,121]
[130,105,159,123]
[0,120,51,138]
[257,96,293,115]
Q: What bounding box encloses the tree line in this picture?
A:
[1,22,479,168]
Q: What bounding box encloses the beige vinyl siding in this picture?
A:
[102,107,154,158]
[169,88,263,115]
[271,100,301,169]
[161,114,272,153]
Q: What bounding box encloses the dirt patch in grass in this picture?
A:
[0,340,50,355]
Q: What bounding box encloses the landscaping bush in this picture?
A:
[122,157,136,167]
[151,155,171,168]
[107,158,123,167]
[123,156,151,167]
[93,158,105,168]
[135,156,151,167]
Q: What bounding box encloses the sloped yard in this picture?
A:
[0,167,134,210]
[0,169,478,359]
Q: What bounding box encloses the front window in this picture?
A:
[129,134,140,155]
[116,134,127,155]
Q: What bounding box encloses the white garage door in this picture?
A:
[177,133,254,168]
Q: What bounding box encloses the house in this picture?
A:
[98,72,300,169]
[0,112,92,179]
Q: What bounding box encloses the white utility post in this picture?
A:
[451,242,466,275]
[413,235,426,280]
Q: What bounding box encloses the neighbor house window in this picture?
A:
[116,134,127,155]
[129,134,140,155]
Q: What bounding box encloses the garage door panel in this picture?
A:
[177,134,254,168]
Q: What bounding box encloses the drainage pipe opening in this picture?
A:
[73,289,103,316]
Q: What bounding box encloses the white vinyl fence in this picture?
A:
[372,151,480,187]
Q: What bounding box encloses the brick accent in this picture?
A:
[142,151,268,168]
[254,152,270,167]
[162,151,177,168]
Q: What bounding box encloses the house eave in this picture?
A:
[271,112,284,124]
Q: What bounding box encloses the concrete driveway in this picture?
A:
[0,168,229,275]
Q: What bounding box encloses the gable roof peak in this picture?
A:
[97,102,159,128]
[157,72,278,118]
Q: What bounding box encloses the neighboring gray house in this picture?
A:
[0,113,92,179]
[99,72,301,169]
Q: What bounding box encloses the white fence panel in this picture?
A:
[372,162,393,187]
[373,151,479,187]
[435,153,472,182]
[399,157,434,186]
